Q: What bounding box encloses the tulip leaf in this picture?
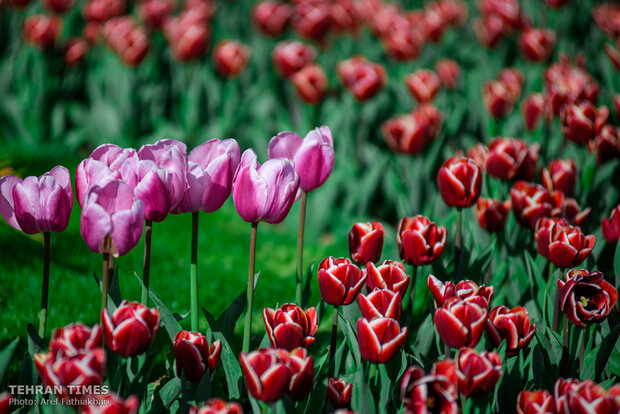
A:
[158,377,181,409]
[301,380,326,414]
[127,352,155,399]
[216,276,259,341]
[339,313,361,368]
[26,323,43,355]
[333,337,347,377]
[595,322,620,380]
[615,241,620,281]
[469,238,496,276]
[0,337,19,385]
[301,262,316,309]
[352,366,376,414]
[148,286,182,343]
[108,267,121,307]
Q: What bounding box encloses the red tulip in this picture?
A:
[397,215,446,266]
[522,93,546,131]
[486,305,536,357]
[356,317,407,363]
[64,38,88,67]
[240,348,292,403]
[336,55,386,102]
[542,159,577,196]
[535,218,595,268]
[560,101,608,145]
[498,68,524,99]
[422,6,447,43]
[456,348,502,397]
[478,0,521,29]
[358,289,402,321]
[417,102,443,141]
[589,124,620,164]
[189,399,243,414]
[368,4,402,38]
[348,221,385,264]
[6,0,31,8]
[510,181,553,229]
[484,80,515,118]
[163,11,209,62]
[365,260,410,299]
[291,64,328,105]
[49,323,102,358]
[434,296,488,349]
[41,0,74,13]
[381,25,424,62]
[174,330,222,382]
[475,197,511,233]
[291,1,332,45]
[550,191,590,227]
[604,43,620,71]
[327,378,352,409]
[554,378,581,414]
[272,40,316,78]
[558,269,618,328]
[286,348,314,401]
[405,69,441,103]
[428,275,494,307]
[101,300,160,357]
[400,360,459,414]
[544,56,599,117]
[517,390,554,414]
[330,0,363,36]
[83,0,125,24]
[317,257,365,306]
[103,17,150,67]
[473,15,506,49]
[518,27,556,62]
[602,205,620,243]
[263,304,318,350]
[561,380,618,414]
[467,143,489,169]
[80,393,140,413]
[437,156,482,208]
[0,393,12,413]
[435,59,460,90]
[253,1,292,37]
[213,40,251,78]
[545,0,568,8]
[22,15,62,51]
[138,0,174,30]
[381,112,432,155]
[484,137,539,181]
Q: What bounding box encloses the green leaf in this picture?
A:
[149,289,182,343]
[217,279,258,341]
[352,366,376,414]
[0,337,19,384]
[596,323,620,379]
[195,368,211,403]
[615,241,620,281]
[339,313,361,368]
[158,377,182,409]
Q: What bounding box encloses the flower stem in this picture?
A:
[242,222,259,353]
[455,208,462,274]
[409,265,418,314]
[102,252,111,311]
[328,305,339,378]
[141,220,152,305]
[552,266,561,332]
[296,192,308,305]
[38,232,50,339]
[580,326,590,375]
[190,212,199,332]
[369,363,377,386]
[445,343,450,359]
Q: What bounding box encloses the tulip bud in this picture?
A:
[286,348,314,401]
[589,124,620,164]
[189,399,243,414]
[422,7,446,43]
[560,101,608,145]
[482,80,515,118]
[475,198,511,233]
[348,221,385,264]
[535,217,595,268]
[330,0,362,36]
[358,289,402,321]
[174,330,222,382]
[435,59,460,90]
[101,300,160,357]
[521,93,546,131]
[365,260,410,299]
[368,4,402,38]
[456,348,502,397]
[138,0,174,30]
[428,275,494,307]
[434,296,488,349]
[397,215,446,266]
[602,205,620,243]
[405,69,441,103]
[498,68,524,99]
[22,15,62,51]
[550,191,590,227]
[213,40,251,78]
[240,348,292,403]
[103,17,150,67]
[484,137,539,181]
[263,304,318,350]
[163,12,209,62]
[518,27,556,62]
[542,159,577,196]
[558,269,618,328]
[437,156,482,208]
[272,40,316,78]
[317,257,365,306]
[510,181,553,229]
[517,390,554,414]
[64,38,88,67]
[327,378,352,409]
[291,1,332,45]
[80,393,140,413]
[49,323,102,358]
[291,64,328,105]
[486,305,536,357]
[83,0,126,23]
[0,393,12,414]
[400,361,459,414]
[357,317,407,363]
[381,26,424,62]
[253,1,292,37]
[337,55,386,102]
[381,112,431,155]
[554,378,581,413]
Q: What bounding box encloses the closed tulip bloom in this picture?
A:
[272,40,316,78]
[80,393,140,414]
[518,27,556,62]
[554,378,581,413]
[317,257,365,306]
[478,0,521,28]
[189,399,243,414]
[437,157,482,208]
[544,57,599,117]
[397,215,447,266]
[336,56,387,102]
[435,59,460,90]
[291,1,332,45]
[163,12,209,62]
[174,138,240,214]
[365,260,410,299]
[357,317,407,364]
[381,26,424,62]
[174,330,221,382]
[0,393,12,413]
[49,323,102,358]
[589,124,620,164]
[240,348,292,403]
[103,17,150,67]
[381,112,432,155]
[406,69,442,102]
[213,40,251,78]
[23,15,62,50]
[473,15,506,49]
[83,0,125,23]
[486,305,536,357]
[484,137,539,181]
[434,296,488,349]
[602,205,620,242]
[558,269,618,328]
[510,181,553,229]
[428,275,494,307]
[291,64,328,105]
[138,0,174,30]
[253,1,292,37]
[418,103,444,142]
[535,218,595,268]
[327,378,352,409]
[400,360,459,414]
[560,380,618,414]
[560,101,608,145]
[483,80,516,119]
[80,181,144,257]
[286,348,314,401]
[476,198,511,233]
[517,390,554,414]
[101,300,160,357]
[268,126,334,193]
[0,166,73,235]
[522,93,546,131]
[263,304,318,350]
[358,289,402,321]
[6,0,32,8]
[542,159,577,196]
[330,0,362,36]
[63,38,88,67]
[456,348,502,397]
[348,221,385,264]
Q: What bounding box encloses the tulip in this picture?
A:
[0,393,11,413]
[437,156,482,209]
[63,38,88,67]
[484,137,539,182]
[80,393,140,413]
[405,69,441,102]
[189,399,243,414]
[272,40,316,78]
[510,181,553,229]
[400,360,459,414]
[286,348,314,401]
[589,124,620,164]
[103,17,150,67]
[518,27,556,62]
[478,0,522,28]
[486,305,536,357]
[357,317,407,363]
[291,64,328,105]
[428,275,494,307]
[365,260,410,299]
[101,300,160,357]
[174,330,222,382]
[466,143,489,170]
[6,0,31,8]
[213,40,251,78]
[535,218,595,268]
[483,80,516,119]
[456,348,502,397]
[522,93,546,131]
[517,390,554,414]
[549,191,590,228]
[435,59,460,90]
[560,101,608,145]
[163,11,209,62]
[556,379,619,414]
[49,323,102,358]
[368,4,402,38]
[422,7,446,43]
[253,0,292,37]
[602,205,620,243]
[397,215,446,271]
[473,15,506,49]
[475,198,511,233]
[336,55,387,102]
[317,257,365,306]
[83,0,125,23]
[291,1,332,45]
[330,0,362,36]
[263,304,318,350]
[434,296,488,349]
[138,0,173,29]
[542,159,576,196]
[545,0,568,8]
[22,15,61,51]
[558,269,618,328]
[358,289,402,321]
[381,26,424,62]
[327,378,352,409]
[554,378,581,413]
[544,56,599,117]
[381,112,432,155]
[348,221,385,265]
[240,348,292,403]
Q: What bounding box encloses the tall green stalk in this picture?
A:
[141,220,153,305]
[296,192,308,305]
[455,209,463,274]
[327,306,339,378]
[102,252,111,311]
[190,212,199,332]
[38,232,50,339]
[243,222,259,353]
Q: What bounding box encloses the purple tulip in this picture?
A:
[80,180,145,257]
[90,144,137,171]
[232,149,300,224]
[173,139,241,213]
[0,166,73,234]
[268,126,334,193]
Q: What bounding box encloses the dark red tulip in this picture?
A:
[522,93,546,131]
[63,38,88,67]
[589,124,620,163]
[101,300,160,357]
[517,390,554,414]
[163,11,209,62]
[558,269,618,328]
[417,102,443,141]
[545,56,599,117]
[330,0,362,36]
[253,1,292,37]
[593,3,620,39]
[561,380,618,414]
[545,0,568,8]
[397,215,446,266]
[518,27,556,62]
[327,377,352,409]
[560,101,608,145]
[486,305,536,357]
[138,0,174,30]
[263,304,318,350]
[41,0,74,13]
[80,393,140,414]
[406,69,441,103]
[83,0,125,24]
[435,59,460,90]
[604,43,620,71]
[437,156,482,208]
[602,205,620,243]
[103,17,150,66]
[400,360,459,414]
[542,159,577,196]
[336,55,387,102]
[5,0,31,8]
[240,348,292,403]
[381,25,424,62]
[467,143,489,169]
[498,68,524,100]
[213,40,250,78]
[478,0,521,29]
[550,191,590,227]
[49,323,102,358]
[317,257,365,306]
[483,79,516,118]
[535,217,595,268]
[434,296,488,349]
[428,275,494,307]
[554,378,581,414]
[358,289,402,321]
[473,15,506,49]
[381,112,431,155]
[475,198,511,233]
[272,40,316,78]
[456,348,502,397]
[286,347,314,401]
[484,137,539,181]
[365,260,410,299]
[291,1,332,45]
[174,330,222,382]
[291,64,328,105]
[23,15,62,51]
[189,399,243,414]
[357,317,407,364]
[510,181,553,229]
[0,393,11,414]
[348,221,385,264]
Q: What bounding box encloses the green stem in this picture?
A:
[552,266,562,332]
[409,265,418,313]
[38,232,50,339]
[580,326,589,375]
[242,222,259,353]
[296,192,308,305]
[102,252,111,311]
[369,363,377,386]
[190,212,199,332]
[445,342,450,359]
[328,306,339,378]
[141,220,153,305]
[455,209,462,274]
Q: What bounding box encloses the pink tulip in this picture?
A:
[268,126,334,193]
[80,180,145,257]
[0,166,73,234]
[232,149,300,224]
